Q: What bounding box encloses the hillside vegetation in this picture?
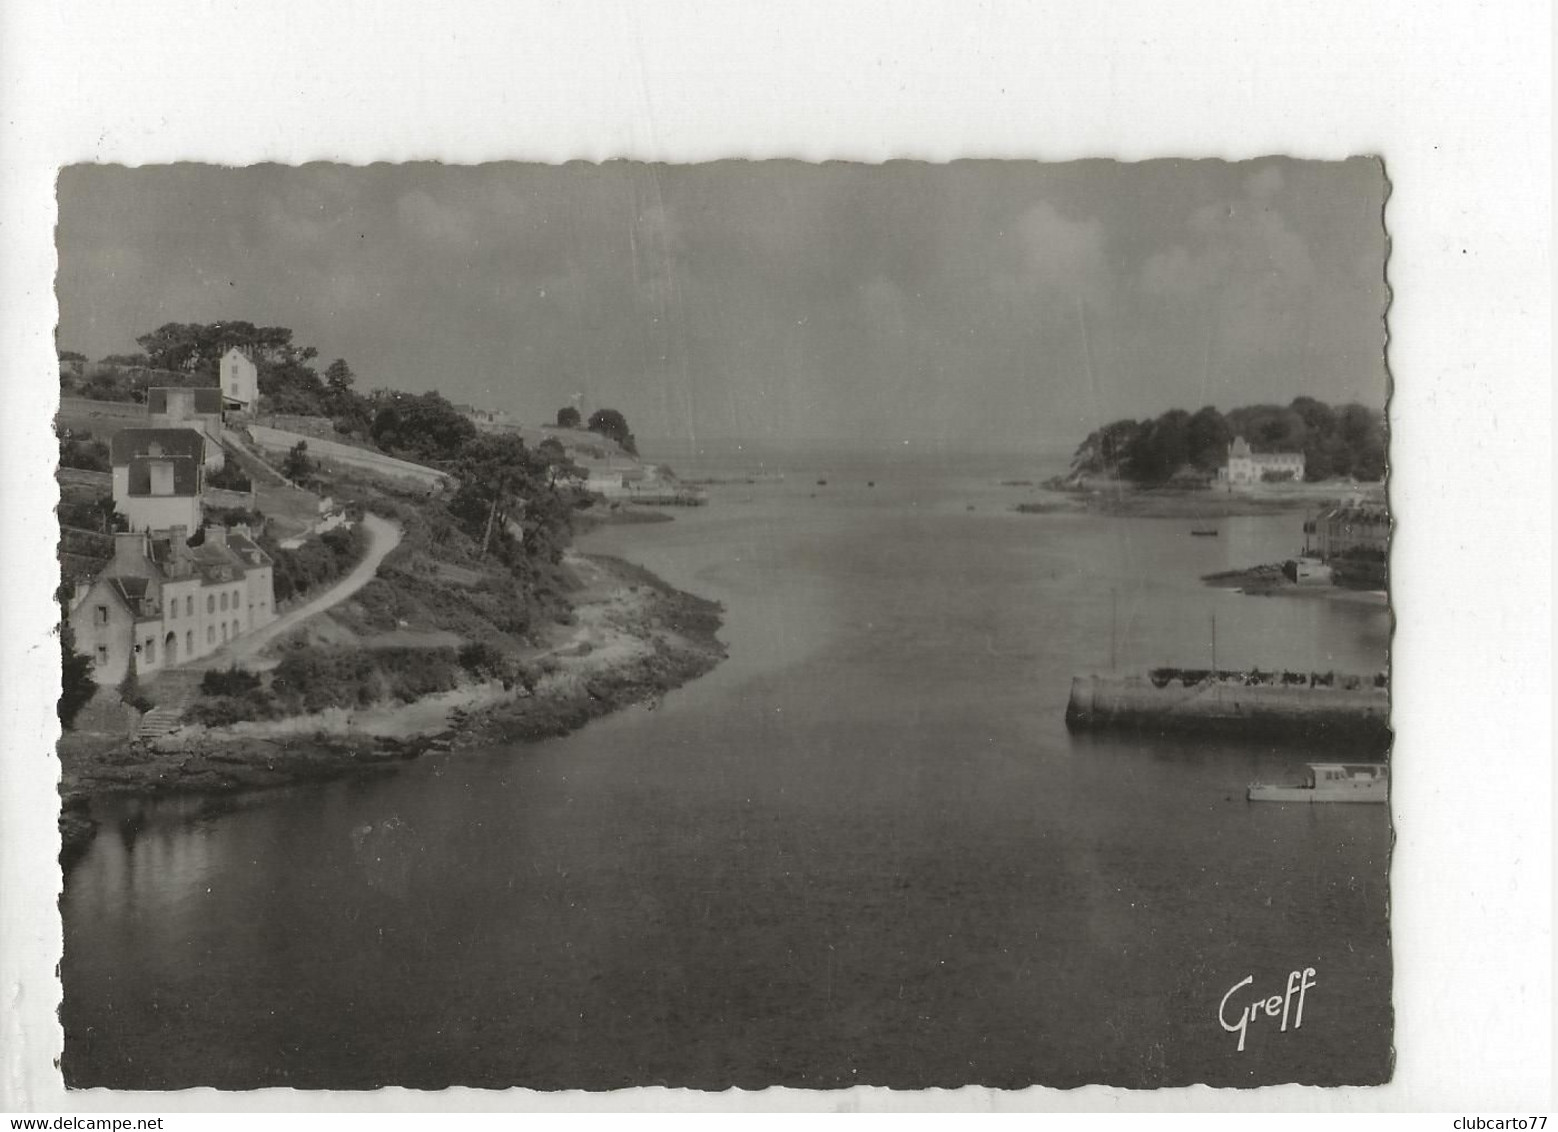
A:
[1066,397,1387,486]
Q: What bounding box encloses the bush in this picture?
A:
[59,434,111,472]
[201,666,261,697]
[268,646,461,713]
[206,463,253,492]
[457,640,506,677]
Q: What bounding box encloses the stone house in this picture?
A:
[68,524,278,685]
[146,386,226,470]
[1217,436,1306,485]
[110,428,206,533]
[1304,502,1391,560]
[219,347,260,414]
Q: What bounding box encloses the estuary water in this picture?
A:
[61,442,1393,1090]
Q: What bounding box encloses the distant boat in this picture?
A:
[1190,528,1219,537]
[1247,762,1388,804]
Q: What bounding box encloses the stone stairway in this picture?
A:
[135,706,186,740]
[134,668,207,739]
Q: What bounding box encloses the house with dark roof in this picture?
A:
[110,428,206,532]
[68,523,278,685]
[147,386,226,470]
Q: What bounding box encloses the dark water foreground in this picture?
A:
[61,448,1392,1091]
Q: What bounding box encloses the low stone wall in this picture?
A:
[1065,672,1391,740]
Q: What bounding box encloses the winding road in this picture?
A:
[210,512,403,669]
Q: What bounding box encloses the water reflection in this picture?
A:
[62,450,1392,1090]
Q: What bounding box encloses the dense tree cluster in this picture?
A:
[1069,397,1387,484]
[587,407,637,455]
[445,433,581,572]
[369,390,477,463]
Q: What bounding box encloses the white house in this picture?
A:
[1218,436,1306,485]
[110,428,206,533]
[219,347,259,414]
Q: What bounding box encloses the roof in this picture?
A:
[110,428,206,465]
[110,577,151,603]
[147,386,224,415]
[124,454,201,497]
[1229,436,1251,457]
[225,529,272,567]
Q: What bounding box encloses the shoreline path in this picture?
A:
[208,512,403,671]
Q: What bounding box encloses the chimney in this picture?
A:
[111,531,149,575]
[204,524,228,548]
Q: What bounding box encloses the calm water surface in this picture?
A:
[62,444,1392,1089]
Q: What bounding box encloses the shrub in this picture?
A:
[206,463,253,492]
[201,666,261,697]
[457,640,506,677]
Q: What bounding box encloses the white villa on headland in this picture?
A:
[219,347,259,414]
[68,524,277,685]
[110,428,207,532]
[1217,436,1305,485]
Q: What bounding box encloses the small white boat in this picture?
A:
[1247,762,1388,804]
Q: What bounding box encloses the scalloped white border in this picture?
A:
[2,0,1550,1117]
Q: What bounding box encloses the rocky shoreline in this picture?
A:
[58,554,727,865]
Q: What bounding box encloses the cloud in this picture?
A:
[1011,201,1108,295]
[1139,178,1320,361]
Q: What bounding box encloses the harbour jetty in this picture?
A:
[1065,668,1390,740]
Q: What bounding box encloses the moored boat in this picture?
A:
[1190,528,1219,536]
[1247,762,1388,804]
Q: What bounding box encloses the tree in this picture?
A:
[446,433,555,561]
[587,408,637,455]
[1123,409,1192,484]
[282,440,315,483]
[118,650,146,711]
[325,358,356,401]
[556,406,582,429]
[58,620,97,730]
[370,391,477,463]
[1185,406,1232,473]
[1069,419,1141,477]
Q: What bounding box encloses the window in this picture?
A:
[145,638,156,663]
[221,623,229,642]
[186,631,193,654]
[207,626,215,645]
[232,620,240,638]
[95,605,108,625]
[94,646,107,666]
[220,592,228,611]
[186,595,194,616]
[207,594,215,614]
[169,598,178,620]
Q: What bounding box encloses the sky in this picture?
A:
[56,159,1388,449]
